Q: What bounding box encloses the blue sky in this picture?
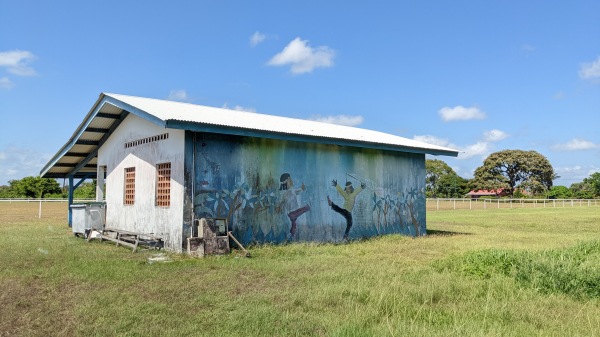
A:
[1,1,599,187]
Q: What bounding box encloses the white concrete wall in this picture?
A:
[97,114,185,252]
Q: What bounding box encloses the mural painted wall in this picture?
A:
[191,132,426,245]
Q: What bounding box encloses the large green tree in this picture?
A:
[4,176,62,198]
[73,181,97,199]
[585,172,600,197]
[471,150,556,197]
[570,182,594,199]
[0,185,17,198]
[547,186,572,199]
[425,159,457,197]
[570,172,600,199]
[0,177,99,199]
[436,173,470,198]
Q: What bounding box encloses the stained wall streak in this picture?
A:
[182,131,196,250]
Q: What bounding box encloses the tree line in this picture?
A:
[427,149,600,199]
[1,149,598,200]
[0,176,97,199]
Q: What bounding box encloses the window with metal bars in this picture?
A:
[156,163,171,207]
[124,167,135,205]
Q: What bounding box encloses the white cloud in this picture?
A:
[0,145,51,185]
[579,56,600,81]
[414,134,493,160]
[222,103,256,113]
[413,135,451,147]
[168,89,189,102]
[483,129,508,142]
[267,37,335,74]
[458,142,491,159]
[0,50,37,76]
[560,165,582,173]
[0,76,13,89]
[555,165,600,185]
[438,105,486,122]
[521,44,535,52]
[551,138,599,151]
[250,31,266,47]
[309,114,363,127]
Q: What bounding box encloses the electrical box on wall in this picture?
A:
[203,218,230,255]
[187,218,230,256]
[214,219,227,236]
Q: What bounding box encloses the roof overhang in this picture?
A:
[40,94,166,180]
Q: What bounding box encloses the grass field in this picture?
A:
[1,202,600,336]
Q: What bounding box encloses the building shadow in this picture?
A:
[426,229,471,236]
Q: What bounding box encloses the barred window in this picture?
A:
[156,163,171,207]
[124,167,135,205]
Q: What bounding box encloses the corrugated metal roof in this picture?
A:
[106,93,458,155]
[40,92,459,180]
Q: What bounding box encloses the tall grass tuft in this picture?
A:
[436,240,600,300]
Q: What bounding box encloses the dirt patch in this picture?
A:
[0,277,81,336]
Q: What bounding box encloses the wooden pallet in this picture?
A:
[89,228,163,252]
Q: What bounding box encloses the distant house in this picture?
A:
[466,189,508,199]
[41,93,459,252]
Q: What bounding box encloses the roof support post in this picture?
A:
[96,166,105,202]
[67,174,94,227]
[68,176,74,227]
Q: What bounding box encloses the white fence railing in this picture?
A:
[427,198,599,210]
[0,198,94,203]
[1,199,597,219]
[0,199,96,219]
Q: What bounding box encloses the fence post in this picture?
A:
[38,199,42,218]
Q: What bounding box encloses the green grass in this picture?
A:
[435,240,600,299]
[1,202,600,336]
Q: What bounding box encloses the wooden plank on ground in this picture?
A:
[99,234,138,252]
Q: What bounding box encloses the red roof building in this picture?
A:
[466,189,508,199]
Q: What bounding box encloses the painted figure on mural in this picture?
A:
[327,179,366,240]
[278,173,310,239]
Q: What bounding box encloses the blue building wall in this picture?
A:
[190,132,426,245]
